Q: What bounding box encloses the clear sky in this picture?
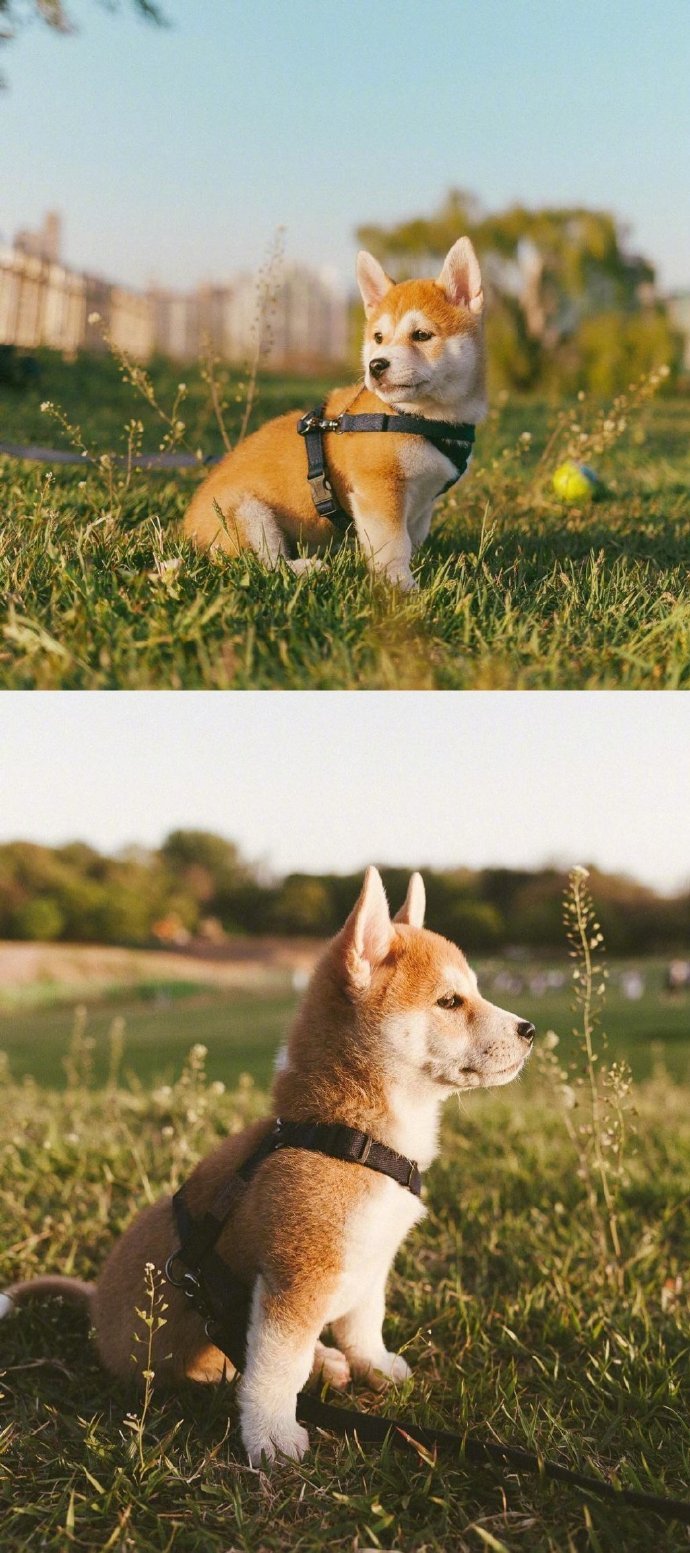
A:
[0,691,688,893]
[2,0,688,293]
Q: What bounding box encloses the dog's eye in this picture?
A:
[437,993,465,1010]
[373,331,384,344]
[411,329,433,342]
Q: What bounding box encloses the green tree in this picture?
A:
[356,191,672,394]
[270,876,333,936]
[161,831,248,894]
[560,309,682,396]
[443,899,504,952]
[11,896,64,941]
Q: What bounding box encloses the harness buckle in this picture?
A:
[298,412,341,436]
[308,471,333,506]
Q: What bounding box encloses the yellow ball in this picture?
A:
[552,460,598,503]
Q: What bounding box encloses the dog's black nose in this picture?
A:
[517,1021,535,1044]
[369,356,390,379]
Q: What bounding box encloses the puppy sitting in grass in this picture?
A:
[183,239,487,591]
[1,868,533,1466]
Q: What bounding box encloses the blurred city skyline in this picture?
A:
[0,692,688,893]
[2,0,689,293]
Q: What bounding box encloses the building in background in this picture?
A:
[0,214,347,366]
[14,211,62,265]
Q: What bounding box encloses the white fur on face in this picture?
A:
[380,965,530,1095]
[363,309,485,421]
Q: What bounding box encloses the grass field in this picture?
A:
[2,952,689,1090]
[1,1013,690,1550]
[1,352,689,689]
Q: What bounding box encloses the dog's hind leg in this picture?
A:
[232,496,289,566]
[184,1341,237,1384]
[309,1338,351,1391]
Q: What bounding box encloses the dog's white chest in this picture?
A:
[397,439,465,542]
[325,1178,424,1322]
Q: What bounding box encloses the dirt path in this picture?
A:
[0,938,323,1001]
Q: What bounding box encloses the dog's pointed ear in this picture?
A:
[437,236,484,315]
[393,871,426,928]
[342,866,393,988]
[356,251,393,315]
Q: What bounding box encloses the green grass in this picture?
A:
[3,955,689,1091]
[1,353,689,688]
[0,987,292,1091]
[1,1025,690,1551]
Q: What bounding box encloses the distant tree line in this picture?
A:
[0,832,688,955]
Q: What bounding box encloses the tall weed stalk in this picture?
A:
[539,868,635,1277]
[562,866,633,1273]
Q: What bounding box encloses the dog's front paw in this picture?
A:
[385,567,417,592]
[350,1349,413,1389]
[375,1350,412,1385]
[289,556,324,577]
[243,1415,309,1468]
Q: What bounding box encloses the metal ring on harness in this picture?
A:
[164,1251,202,1299]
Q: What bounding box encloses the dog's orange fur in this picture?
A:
[183,383,412,556]
[3,869,533,1464]
[182,239,487,589]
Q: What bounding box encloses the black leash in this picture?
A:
[165,1121,690,1525]
[295,1393,690,1526]
[0,440,218,470]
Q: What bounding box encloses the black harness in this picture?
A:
[165,1115,422,1370]
[296,405,476,533]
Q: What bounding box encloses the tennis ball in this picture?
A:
[552,460,600,503]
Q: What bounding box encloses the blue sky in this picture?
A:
[0,692,689,892]
[2,0,688,293]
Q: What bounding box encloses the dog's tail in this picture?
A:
[0,1276,95,1319]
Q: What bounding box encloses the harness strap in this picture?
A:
[166,1116,422,1369]
[270,1117,423,1195]
[336,411,475,446]
[171,1116,422,1261]
[296,408,351,532]
[296,406,476,529]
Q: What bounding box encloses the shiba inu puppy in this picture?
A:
[0,868,533,1466]
[183,239,487,591]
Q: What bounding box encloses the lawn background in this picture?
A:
[2,353,688,690]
